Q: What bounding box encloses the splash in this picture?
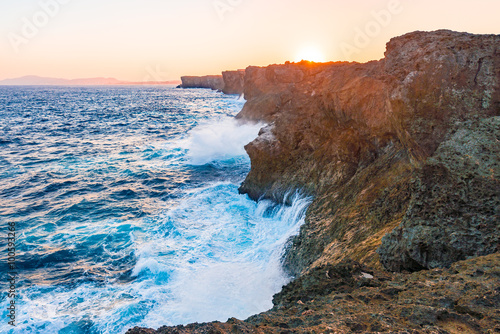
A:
[185,118,263,165]
[3,185,312,334]
[128,185,312,328]
[0,87,312,334]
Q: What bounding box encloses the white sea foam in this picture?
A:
[131,184,312,327]
[185,118,263,165]
[3,189,311,334]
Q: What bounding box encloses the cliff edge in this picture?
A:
[179,71,245,94]
[129,30,500,333]
[129,254,500,333]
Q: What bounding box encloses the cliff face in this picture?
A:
[237,30,499,274]
[222,70,245,95]
[180,75,225,90]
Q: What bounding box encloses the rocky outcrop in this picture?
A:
[222,70,245,95]
[236,30,499,274]
[180,75,225,90]
[179,71,246,94]
[127,253,500,333]
[378,117,500,271]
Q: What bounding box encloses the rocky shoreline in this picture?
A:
[128,30,499,333]
[129,254,500,333]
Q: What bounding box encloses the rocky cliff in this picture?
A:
[222,70,246,95]
[179,71,246,94]
[180,75,225,90]
[237,30,499,275]
[129,30,500,333]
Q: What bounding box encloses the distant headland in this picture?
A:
[0,75,181,86]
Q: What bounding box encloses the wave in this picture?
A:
[184,118,263,165]
[0,87,311,334]
[1,184,312,333]
[129,184,312,328]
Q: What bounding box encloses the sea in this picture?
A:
[0,86,311,334]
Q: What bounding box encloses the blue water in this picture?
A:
[0,86,311,333]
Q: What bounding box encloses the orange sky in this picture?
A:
[1,0,499,81]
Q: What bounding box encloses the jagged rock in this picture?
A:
[180,75,225,90]
[377,117,500,271]
[128,30,500,334]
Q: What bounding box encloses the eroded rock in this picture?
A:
[127,254,500,333]
[377,117,500,271]
[128,30,500,334]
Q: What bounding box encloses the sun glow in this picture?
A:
[295,47,326,63]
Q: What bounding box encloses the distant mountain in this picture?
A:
[0,75,180,86]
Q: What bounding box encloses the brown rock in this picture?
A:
[377,117,500,271]
[236,30,499,274]
[126,30,500,334]
[222,70,245,95]
[180,75,225,90]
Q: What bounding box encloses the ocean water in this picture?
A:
[0,86,311,334]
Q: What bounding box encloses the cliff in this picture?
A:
[179,71,246,94]
[179,75,225,90]
[237,30,499,275]
[222,70,246,95]
[129,30,500,333]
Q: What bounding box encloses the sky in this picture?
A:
[0,0,499,81]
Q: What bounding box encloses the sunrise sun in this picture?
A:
[295,46,326,63]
